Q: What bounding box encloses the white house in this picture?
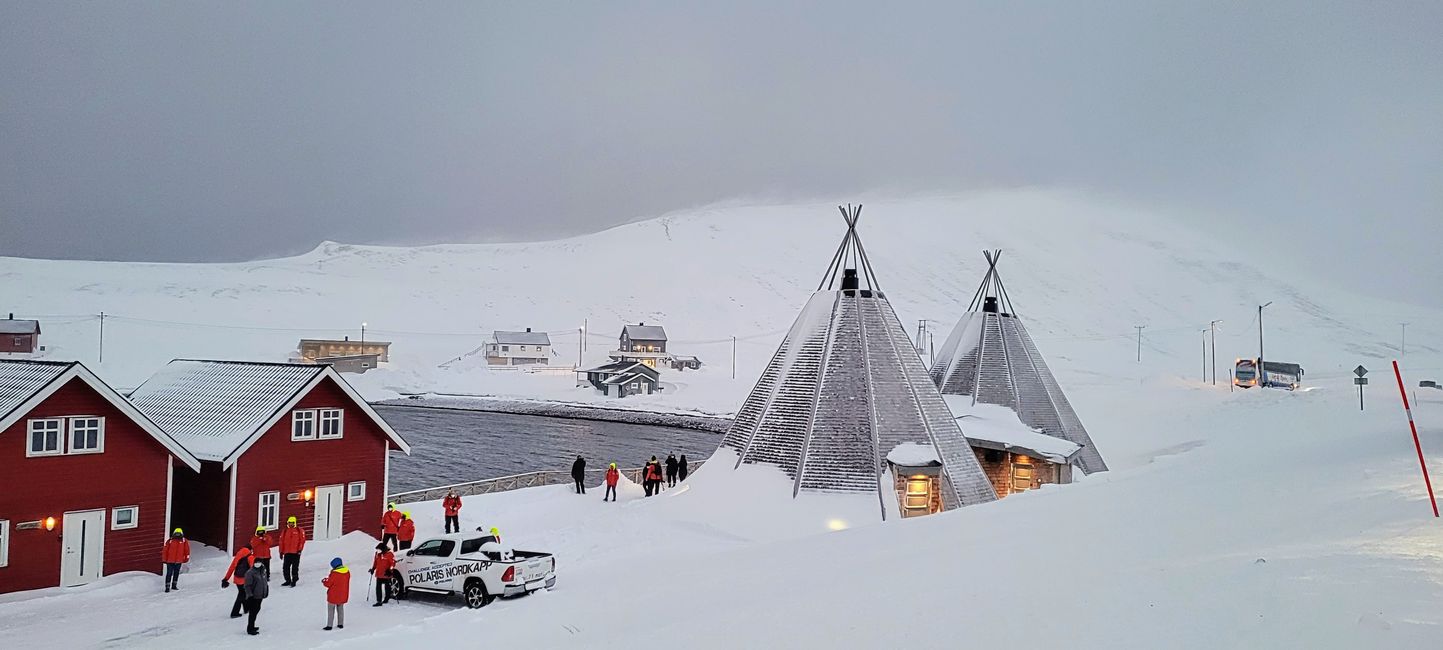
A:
[484,328,552,365]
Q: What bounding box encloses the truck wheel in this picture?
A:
[463,579,492,609]
[389,574,407,600]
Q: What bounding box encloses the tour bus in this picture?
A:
[1234,358,1304,390]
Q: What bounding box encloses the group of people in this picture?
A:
[570,453,689,499]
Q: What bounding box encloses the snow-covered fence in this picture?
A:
[388,460,707,504]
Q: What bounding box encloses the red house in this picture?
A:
[0,360,201,595]
[127,360,410,555]
[1,315,41,354]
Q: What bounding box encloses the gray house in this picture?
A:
[485,328,552,365]
[579,360,660,398]
[609,323,701,370]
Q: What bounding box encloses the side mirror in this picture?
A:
[405,550,414,557]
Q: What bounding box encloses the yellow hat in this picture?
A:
[490,527,500,535]
[403,511,411,518]
[609,462,616,468]
[172,528,184,535]
[287,515,297,524]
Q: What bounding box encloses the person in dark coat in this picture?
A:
[665,453,679,487]
[571,455,586,494]
[679,454,689,481]
[243,562,270,635]
[221,544,253,618]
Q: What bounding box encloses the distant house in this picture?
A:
[609,323,702,371]
[485,328,552,366]
[315,354,380,374]
[0,314,41,354]
[298,338,391,364]
[578,361,660,398]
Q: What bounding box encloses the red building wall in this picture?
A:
[227,377,392,553]
[0,333,37,353]
[0,378,173,594]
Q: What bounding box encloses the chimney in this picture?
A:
[526,327,531,332]
[344,335,350,341]
[982,297,999,313]
[639,322,644,326]
[841,268,859,292]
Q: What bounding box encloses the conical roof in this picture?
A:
[930,251,1107,474]
[719,206,997,516]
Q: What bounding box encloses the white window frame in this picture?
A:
[318,408,344,439]
[0,519,9,567]
[26,418,63,457]
[67,416,105,454]
[111,505,139,530]
[258,491,280,531]
[291,410,317,441]
[347,481,366,501]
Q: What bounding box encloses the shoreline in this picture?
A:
[373,394,733,433]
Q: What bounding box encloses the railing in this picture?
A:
[388,460,706,504]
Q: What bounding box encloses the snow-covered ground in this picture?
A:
[5,190,1443,646]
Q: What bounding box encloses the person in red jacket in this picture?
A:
[278,516,307,587]
[161,528,191,593]
[321,557,350,631]
[369,542,396,606]
[442,489,462,534]
[221,544,253,618]
[380,503,404,550]
[250,527,273,571]
[604,462,620,502]
[397,512,416,550]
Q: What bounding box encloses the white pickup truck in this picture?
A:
[390,532,557,608]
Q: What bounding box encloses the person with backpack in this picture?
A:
[571,455,587,494]
[442,489,463,534]
[665,453,679,488]
[604,462,620,502]
[249,527,273,572]
[221,544,254,619]
[370,542,396,606]
[679,454,689,481]
[398,512,416,550]
[381,503,404,551]
[161,528,190,593]
[644,456,663,496]
[278,516,306,587]
[243,562,270,636]
[321,557,350,631]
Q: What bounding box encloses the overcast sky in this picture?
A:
[2,2,1439,305]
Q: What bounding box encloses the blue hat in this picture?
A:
[330,557,343,569]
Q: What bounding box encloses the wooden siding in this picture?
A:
[0,333,37,353]
[226,377,393,553]
[0,378,173,594]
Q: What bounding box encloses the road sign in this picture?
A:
[1354,377,1368,385]
[1354,365,1369,378]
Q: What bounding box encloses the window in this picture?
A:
[258,491,280,530]
[904,477,931,510]
[12,336,23,346]
[27,418,62,456]
[69,417,104,453]
[347,481,366,501]
[0,519,9,567]
[291,410,316,440]
[1012,462,1035,493]
[111,506,139,530]
[411,539,456,557]
[319,409,343,439]
[501,345,509,352]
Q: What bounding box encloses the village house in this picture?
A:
[578,360,660,398]
[1,314,41,355]
[127,360,410,555]
[297,338,391,364]
[484,328,552,365]
[0,360,201,595]
[608,323,702,371]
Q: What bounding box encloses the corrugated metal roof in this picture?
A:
[493,330,551,346]
[0,360,71,422]
[0,319,41,334]
[623,324,667,341]
[127,360,326,462]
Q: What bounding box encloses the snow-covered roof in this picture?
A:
[493,330,551,346]
[0,318,40,334]
[128,359,410,465]
[603,371,656,385]
[623,324,667,341]
[583,360,657,377]
[886,442,941,466]
[0,360,201,470]
[943,396,1082,464]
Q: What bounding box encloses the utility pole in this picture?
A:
[1258,302,1272,386]
[98,311,106,364]
[578,327,583,369]
[1209,319,1221,385]
[1134,325,1145,362]
[1201,329,1208,382]
[731,336,737,379]
[361,322,367,348]
[583,318,588,352]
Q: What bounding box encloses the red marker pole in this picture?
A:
[1393,360,1438,518]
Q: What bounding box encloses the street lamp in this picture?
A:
[1209,319,1222,385]
[361,322,368,349]
[1258,302,1272,386]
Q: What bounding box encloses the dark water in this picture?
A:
[377,405,721,493]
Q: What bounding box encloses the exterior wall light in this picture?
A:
[44,516,56,531]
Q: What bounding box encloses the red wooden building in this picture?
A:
[127,360,410,555]
[1,315,41,354]
[0,360,201,595]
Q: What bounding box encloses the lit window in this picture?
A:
[1012,462,1035,492]
[69,417,104,453]
[258,491,280,530]
[905,477,931,510]
[291,410,316,440]
[27,419,63,456]
[318,409,343,439]
[0,519,9,567]
[111,506,138,530]
[347,482,366,501]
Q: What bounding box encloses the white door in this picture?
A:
[61,510,105,587]
[313,485,345,541]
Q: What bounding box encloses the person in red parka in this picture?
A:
[380,503,404,550]
[278,516,307,587]
[442,489,462,534]
[221,544,253,618]
[250,527,273,572]
[161,528,191,593]
[370,542,396,606]
[321,557,350,631]
[397,512,416,550]
[604,462,620,502]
